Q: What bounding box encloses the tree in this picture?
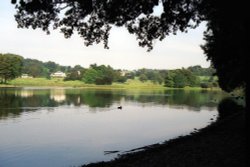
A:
[94,65,115,85]
[64,70,81,81]
[164,72,174,87]
[0,53,23,83]
[22,58,70,77]
[11,1,248,112]
[173,74,186,88]
[164,69,200,88]
[82,68,100,84]
[187,65,215,76]
[179,69,200,87]
[82,64,115,85]
[44,61,58,73]
[22,58,46,77]
[113,70,127,83]
[64,65,85,81]
[139,74,148,82]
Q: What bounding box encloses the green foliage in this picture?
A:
[164,69,201,88]
[125,72,135,80]
[82,64,115,85]
[164,73,174,87]
[95,65,114,85]
[44,61,58,73]
[139,74,148,82]
[22,59,70,78]
[200,82,211,88]
[22,59,45,77]
[82,68,100,84]
[173,72,187,88]
[135,69,166,84]
[113,73,127,83]
[0,52,220,88]
[116,76,127,83]
[0,53,23,83]
[64,70,81,81]
[199,76,218,89]
[187,65,216,76]
[64,66,85,81]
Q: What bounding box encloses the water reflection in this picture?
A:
[0,88,227,167]
[19,90,34,97]
[50,89,66,102]
[0,88,226,120]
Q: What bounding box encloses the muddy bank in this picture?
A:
[82,108,246,167]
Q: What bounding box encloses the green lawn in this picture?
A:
[0,77,221,91]
[5,78,164,89]
[9,78,84,87]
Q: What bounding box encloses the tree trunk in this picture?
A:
[246,82,249,165]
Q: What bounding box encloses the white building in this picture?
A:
[21,74,33,78]
[120,70,129,76]
[50,71,66,78]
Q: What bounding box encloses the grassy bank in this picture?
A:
[1,78,221,91]
[6,78,164,89]
[9,78,87,87]
[82,108,246,167]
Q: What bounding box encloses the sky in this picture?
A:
[0,1,210,70]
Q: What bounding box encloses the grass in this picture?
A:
[9,78,84,87]
[116,79,165,89]
[0,77,222,91]
[4,78,164,89]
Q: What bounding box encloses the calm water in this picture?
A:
[0,88,226,167]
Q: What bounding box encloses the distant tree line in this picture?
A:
[164,67,218,88]
[22,58,71,78]
[187,65,216,76]
[0,53,218,88]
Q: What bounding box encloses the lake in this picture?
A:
[0,88,226,167]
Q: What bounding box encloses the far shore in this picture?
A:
[0,78,221,91]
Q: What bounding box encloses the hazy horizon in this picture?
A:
[0,1,210,70]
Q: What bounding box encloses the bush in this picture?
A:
[217,98,243,119]
[200,82,213,88]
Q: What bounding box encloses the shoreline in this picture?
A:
[0,78,222,91]
[81,109,246,167]
[0,84,221,91]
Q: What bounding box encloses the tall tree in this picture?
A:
[0,53,23,83]
[164,72,174,87]
[22,58,46,77]
[44,61,58,73]
[82,64,115,85]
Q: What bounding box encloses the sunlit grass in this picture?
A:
[9,78,84,87]
[6,78,162,88]
[1,77,222,91]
